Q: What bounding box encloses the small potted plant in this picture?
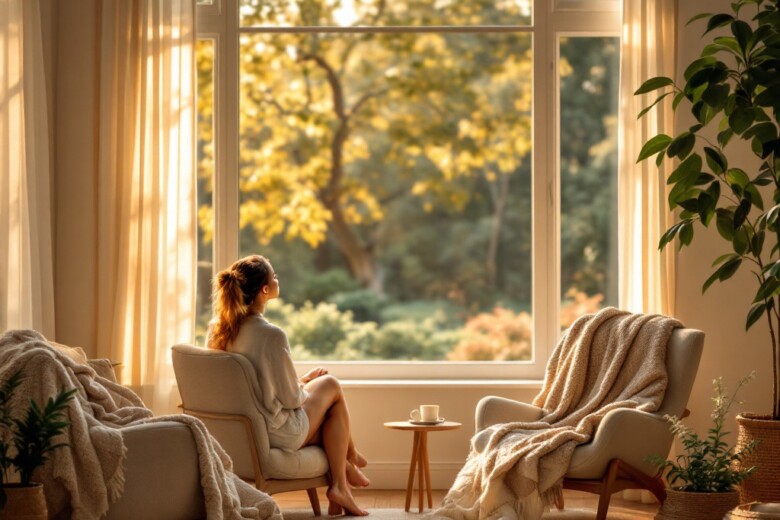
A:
[0,370,76,520]
[651,373,757,520]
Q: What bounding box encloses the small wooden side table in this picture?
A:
[384,420,462,512]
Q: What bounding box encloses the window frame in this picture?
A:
[195,0,620,380]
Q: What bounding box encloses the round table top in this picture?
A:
[384,420,462,432]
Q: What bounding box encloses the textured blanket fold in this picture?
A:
[431,308,682,520]
[0,329,282,520]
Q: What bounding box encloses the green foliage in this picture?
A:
[288,269,361,307]
[0,371,75,509]
[328,289,386,322]
[648,373,758,492]
[636,0,780,419]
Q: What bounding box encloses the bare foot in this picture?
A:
[346,461,370,488]
[328,501,344,517]
[348,449,368,468]
[327,485,369,516]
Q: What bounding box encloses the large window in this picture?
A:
[196,0,619,379]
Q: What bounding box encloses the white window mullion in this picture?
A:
[212,0,240,272]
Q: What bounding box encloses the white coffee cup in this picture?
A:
[410,404,440,423]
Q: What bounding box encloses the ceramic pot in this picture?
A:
[0,483,47,520]
[655,489,740,520]
[736,413,780,503]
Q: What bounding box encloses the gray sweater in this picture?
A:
[227,314,307,431]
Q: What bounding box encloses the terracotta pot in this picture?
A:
[655,489,740,520]
[736,413,780,503]
[0,483,47,520]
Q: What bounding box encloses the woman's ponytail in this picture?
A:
[207,255,271,350]
[208,270,249,350]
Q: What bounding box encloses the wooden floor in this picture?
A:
[274,489,658,518]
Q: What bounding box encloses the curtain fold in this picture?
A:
[96,0,195,414]
[618,0,678,316]
[0,0,55,337]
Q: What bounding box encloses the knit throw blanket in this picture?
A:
[431,308,682,520]
[0,329,282,520]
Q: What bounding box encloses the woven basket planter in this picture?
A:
[0,483,47,520]
[655,489,740,520]
[737,413,780,503]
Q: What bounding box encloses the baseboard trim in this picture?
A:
[361,461,463,490]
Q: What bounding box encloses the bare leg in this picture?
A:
[302,376,368,516]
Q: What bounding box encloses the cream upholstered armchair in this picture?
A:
[475,327,704,520]
[171,344,330,515]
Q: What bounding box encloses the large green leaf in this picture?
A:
[731,20,754,55]
[668,154,703,185]
[635,76,675,95]
[705,14,736,36]
[729,107,755,134]
[747,301,767,330]
[702,84,730,108]
[637,134,672,162]
[703,257,742,293]
[704,147,728,174]
[754,276,780,303]
[726,168,750,189]
[716,208,736,240]
[638,92,672,119]
[667,132,696,159]
[684,56,718,81]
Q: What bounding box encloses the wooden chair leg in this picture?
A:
[306,488,321,516]
[595,459,620,520]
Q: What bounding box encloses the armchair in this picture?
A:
[475,327,704,520]
[171,344,329,516]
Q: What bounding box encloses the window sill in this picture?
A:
[339,379,544,389]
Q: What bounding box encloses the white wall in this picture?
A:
[47,0,773,490]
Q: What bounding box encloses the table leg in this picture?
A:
[418,432,425,513]
[405,432,420,512]
[422,432,433,508]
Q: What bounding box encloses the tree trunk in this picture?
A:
[326,202,381,294]
[486,170,511,289]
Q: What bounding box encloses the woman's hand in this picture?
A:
[300,367,328,384]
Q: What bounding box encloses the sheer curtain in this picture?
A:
[618,0,678,503]
[95,0,195,414]
[618,0,678,317]
[0,0,55,337]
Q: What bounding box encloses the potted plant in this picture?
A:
[636,0,780,502]
[652,374,757,520]
[0,370,75,520]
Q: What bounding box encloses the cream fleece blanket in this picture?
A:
[0,329,282,520]
[432,308,681,520]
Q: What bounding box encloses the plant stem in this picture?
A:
[767,299,780,419]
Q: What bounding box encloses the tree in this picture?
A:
[235,0,533,294]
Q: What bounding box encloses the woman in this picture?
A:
[207,255,369,516]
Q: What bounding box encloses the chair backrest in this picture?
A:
[171,344,329,484]
[171,344,272,480]
[656,328,705,417]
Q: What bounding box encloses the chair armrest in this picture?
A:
[105,422,205,520]
[567,408,673,479]
[475,395,544,432]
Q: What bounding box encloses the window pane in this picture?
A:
[559,36,619,329]
[239,0,532,27]
[196,39,215,344]
[238,32,533,361]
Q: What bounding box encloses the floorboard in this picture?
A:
[273,489,658,518]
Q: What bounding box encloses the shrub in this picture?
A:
[291,269,361,305]
[328,289,386,323]
[447,306,532,361]
[366,318,461,360]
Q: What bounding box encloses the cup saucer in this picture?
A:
[409,417,446,425]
